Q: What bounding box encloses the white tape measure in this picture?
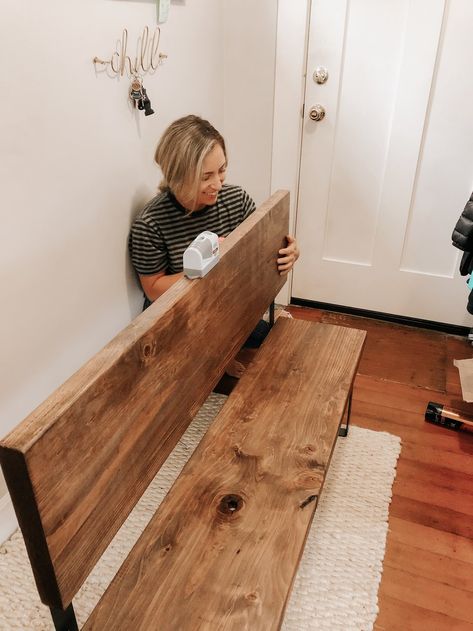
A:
[183,231,220,279]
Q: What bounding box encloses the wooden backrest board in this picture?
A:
[0,190,289,609]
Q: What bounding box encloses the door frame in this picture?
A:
[270,0,310,306]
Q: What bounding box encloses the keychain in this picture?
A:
[141,87,155,116]
[130,75,144,108]
[129,75,155,116]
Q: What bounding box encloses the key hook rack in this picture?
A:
[93,26,167,77]
[93,26,167,116]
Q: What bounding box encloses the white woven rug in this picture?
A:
[0,393,401,631]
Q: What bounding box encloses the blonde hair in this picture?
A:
[155,115,226,206]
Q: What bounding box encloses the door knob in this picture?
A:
[309,105,326,121]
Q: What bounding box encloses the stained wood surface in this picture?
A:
[0,191,289,609]
[83,319,366,630]
[288,306,473,631]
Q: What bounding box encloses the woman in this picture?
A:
[129,115,299,372]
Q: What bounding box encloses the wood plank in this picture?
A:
[354,373,439,414]
[383,539,473,592]
[394,459,473,505]
[379,565,473,624]
[319,311,447,391]
[393,441,473,477]
[0,191,290,609]
[352,378,472,456]
[286,305,323,322]
[387,516,473,564]
[353,405,463,453]
[375,594,473,631]
[83,319,366,630]
[389,495,473,540]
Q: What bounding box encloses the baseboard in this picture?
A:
[290,298,471,336]
[0,492,18,545]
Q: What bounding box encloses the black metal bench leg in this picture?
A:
[339,389,353,437]
[269,301,275,327]
[50,603,79,631]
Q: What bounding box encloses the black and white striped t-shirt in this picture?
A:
[129,184,256,276]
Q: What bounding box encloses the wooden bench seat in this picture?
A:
[84,318,365,630]
[0,190,366,630]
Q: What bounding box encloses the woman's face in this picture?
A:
[182,143,227,210]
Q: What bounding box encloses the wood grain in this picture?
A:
[83,319,365,630]
[0,191,289,609]
[383,539,473,592]
[375,595,473,631]
[379,565,473,624]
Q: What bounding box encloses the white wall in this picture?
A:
[223,1,278,206]
[0,0,225,542]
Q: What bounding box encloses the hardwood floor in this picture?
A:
[287,305,473,630]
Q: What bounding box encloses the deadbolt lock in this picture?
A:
[313,66,329,84]
[309,104,326,122]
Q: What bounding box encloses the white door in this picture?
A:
[292,0,473,326]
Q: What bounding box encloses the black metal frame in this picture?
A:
[338,389,353,437]
[269,301,275,327]
[50,604,79,631]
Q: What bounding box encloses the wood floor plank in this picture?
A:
[354,373,441,413]
[353,406,470,455]
[319,312,447,391]
[379,566,473,624]
[396,441,473,476]
[375,594,473,631]
[392,459,473,519]
[389,495,473,540]
[395,458,473,498]
[391,482,473,525]
[387,516,473,564]
[383,538,473,592]
[286,305,323,322]
[352,380,473,451]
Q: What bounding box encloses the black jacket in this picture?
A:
[452,192,473,276]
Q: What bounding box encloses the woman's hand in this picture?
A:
[277,235,300,275]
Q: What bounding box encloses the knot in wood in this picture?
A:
[307,458,324,471]
[217,494,244,516]
[245,591,259,602]
[142,343,153,358]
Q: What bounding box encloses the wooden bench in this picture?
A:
[0,191,366,630]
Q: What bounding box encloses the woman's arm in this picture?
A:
[139,271,184,302]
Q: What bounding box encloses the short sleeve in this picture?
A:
[128,219,168,275]
[241,188,257,221]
